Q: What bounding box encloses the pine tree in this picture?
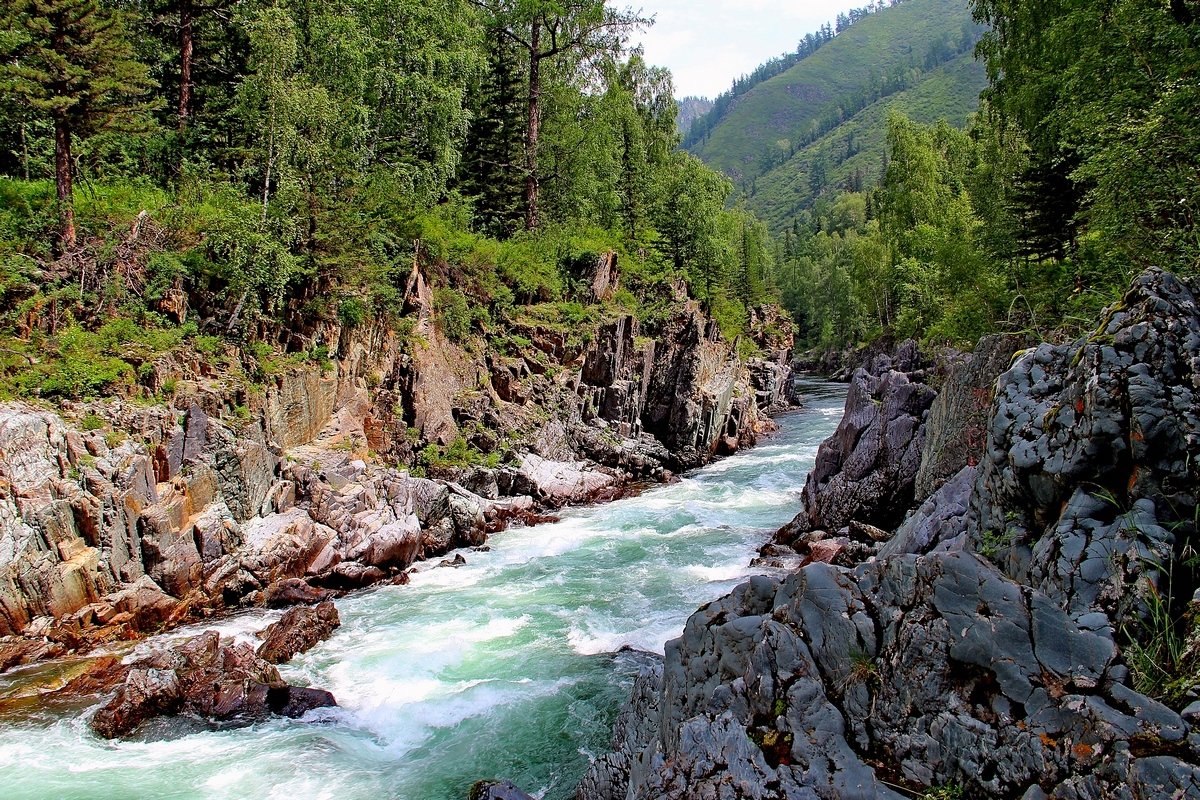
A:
[0,0,155,252]
[461,28,525,238]
[468,0,647,231]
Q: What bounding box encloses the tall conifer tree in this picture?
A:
[0,0,154,252]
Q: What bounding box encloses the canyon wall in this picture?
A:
[581,269,1200,799]
[0,260,796,668]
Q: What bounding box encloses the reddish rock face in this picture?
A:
[256,601,340,665]
[90,629,336,740]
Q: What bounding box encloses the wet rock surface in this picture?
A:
[582,270,1200,799]
[255,600,340,665]
[90,629,336,739]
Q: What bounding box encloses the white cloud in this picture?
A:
[630,0,854,98]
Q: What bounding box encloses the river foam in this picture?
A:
[0,378,846,800]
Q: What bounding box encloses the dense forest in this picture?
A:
[0,0,779,405]
[768,0,1200,350]
[2,0,1198,396]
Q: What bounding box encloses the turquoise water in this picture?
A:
[0,379,845,800]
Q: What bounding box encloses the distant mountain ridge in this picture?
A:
[675,96,713,136]
[686,0,986,232]
[750,53,985,232]
[682,0,890,150]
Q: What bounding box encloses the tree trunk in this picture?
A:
[20,120,29,181]
[178,0,194,131]
[524,21,541,231]
[54,118,76,253]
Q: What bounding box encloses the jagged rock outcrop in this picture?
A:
[576,304,795,472]
[256,600,340,664]
[971,269,1199,599]
[582,269,1200,799]
[0,390,511,661]
[774,342,936,546]
[641,305,770,469]
[90,629,336,739]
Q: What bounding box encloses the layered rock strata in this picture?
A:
[0,262,798,670]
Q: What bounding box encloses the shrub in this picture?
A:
[434,286,471,343]
[338,297,368,328]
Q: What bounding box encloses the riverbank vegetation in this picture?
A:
[0,0,778,401]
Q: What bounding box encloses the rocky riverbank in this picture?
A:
[0,256,798,677]
[576,268,1200,798]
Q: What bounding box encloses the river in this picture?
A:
[0,378,846,800]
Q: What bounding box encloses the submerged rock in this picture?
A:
[468,780,536,800]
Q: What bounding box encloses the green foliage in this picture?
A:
[1124,566,1200,709]
[775,109,1029,349]
[193,336,222,355]
[0,314,196,400]
[0,0,156,245]
[434,286,471,342]
[417,435,499,475]
[974,0,1200,277]
[0,0,792,406]
[338,297,368,329]
[10,327,134,399]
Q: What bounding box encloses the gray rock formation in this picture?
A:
[971,269,1199,600]
[582,269,1200,799]
[775,344,936,545]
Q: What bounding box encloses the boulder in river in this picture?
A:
[255,600,340,665]
[90,629,336,739]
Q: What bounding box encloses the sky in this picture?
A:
[632,1,854,99]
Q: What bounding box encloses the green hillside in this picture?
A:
[688,0,982,187]
[748,53,986,232]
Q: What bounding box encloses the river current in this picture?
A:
[0,379,846,800]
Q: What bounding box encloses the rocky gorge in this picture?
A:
[0,252,797,723]
[6,251,1198,798]
[575,268,1200,799]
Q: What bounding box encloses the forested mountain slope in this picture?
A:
[748,52,985,232]
[687,0,982,191]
